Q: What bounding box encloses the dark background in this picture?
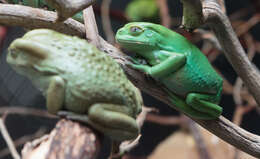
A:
[0,0,260,158]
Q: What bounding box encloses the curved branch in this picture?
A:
[0,4,85,37]
[1,4,260,158]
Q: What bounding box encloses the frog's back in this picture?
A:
[60,40,140,115]
[161,32,222,98]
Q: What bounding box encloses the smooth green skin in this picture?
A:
[116,22,223,120]
[7,29,142,142]
[7,0,83,23]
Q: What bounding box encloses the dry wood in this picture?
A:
[22,119,100,159]
[45,0,95,22]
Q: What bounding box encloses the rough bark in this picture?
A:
[22,119,101,159]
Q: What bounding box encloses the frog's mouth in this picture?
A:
[9,39,50,60]
[116,39,148,45]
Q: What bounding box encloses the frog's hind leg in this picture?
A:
[186,93,222,119]
[58,103,139,142]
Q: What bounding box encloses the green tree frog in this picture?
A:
[116,22,223,120]
[7,29,142,142]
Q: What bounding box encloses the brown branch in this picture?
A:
[2,4,260,158]
[45,0,96,22]
[0,127,46,158]
[156,0,171,28]
[187,118,211,159]
[145,114,185,126]
[0,4,85,37]
[0,106,57,118]
[21,119,100,159]
[101,0,115,44]
[83,6,100,47]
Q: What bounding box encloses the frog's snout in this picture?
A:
[9,39,49,59]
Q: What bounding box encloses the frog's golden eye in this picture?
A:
[129,26,143,35]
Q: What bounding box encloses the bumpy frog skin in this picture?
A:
[7,29,142,141]
[116,22,223,120]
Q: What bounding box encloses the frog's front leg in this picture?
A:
[58,104,139,142]
[186,93,223,119]
[46,76,65,114]
[130,53,186,79]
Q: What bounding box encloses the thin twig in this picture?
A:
[156,0,171,28]
[0,118,21,159]
[101,0,115,44]
[146,114,185,126]
[0,127,47,158]
[236,14,260,36]
[187,118,211,159]
[0,106,57,118]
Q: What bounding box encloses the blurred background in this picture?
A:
[0,0,260,158]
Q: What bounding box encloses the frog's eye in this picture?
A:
[9,49,18,59]
[129,26,143,35]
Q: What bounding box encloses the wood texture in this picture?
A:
[22,119,101,159]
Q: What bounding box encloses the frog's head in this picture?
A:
[7,29,56,74]
[116,22,172,53]
[7,29,66,90]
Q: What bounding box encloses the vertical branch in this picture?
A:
[101,0,115,44]
[156,0,171,28]
[83,6,100,47]
[0,118,21,159]
[187,118,211,159]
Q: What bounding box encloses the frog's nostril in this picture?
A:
[117,29,125,35]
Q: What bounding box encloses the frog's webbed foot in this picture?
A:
[165,89,218,120]
[186,93,223,119]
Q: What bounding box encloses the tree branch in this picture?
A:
[0,118,21,159]
[45,0,95,22]
[83,6,100,47]
[1,3,260,158]
[21,119,100,159]
[0,4,85,37]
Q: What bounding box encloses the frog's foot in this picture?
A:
[128,63,151,75]
[186,93,223,119]
[124,56,142,65]
[87,103,139,142]
[164,89,215,120]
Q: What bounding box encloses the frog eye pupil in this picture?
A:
[130,26,143,34]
